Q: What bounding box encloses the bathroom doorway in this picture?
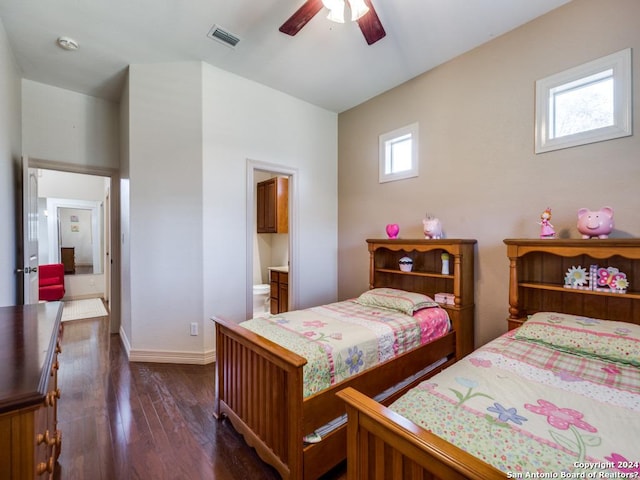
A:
[246,160,298,320]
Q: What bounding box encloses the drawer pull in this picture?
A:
[44,391,57,407]
[36,430,50,445]
[36,456,55,475]
[36,430,58,447]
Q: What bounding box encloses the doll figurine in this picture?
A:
[539,208,556,239]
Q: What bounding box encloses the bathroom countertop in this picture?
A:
[268,266,289,273]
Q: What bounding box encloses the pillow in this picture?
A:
[356,288,438,316]
[514,311,640,367]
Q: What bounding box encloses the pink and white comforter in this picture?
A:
[390,312,640,476]
[240,299,450,398]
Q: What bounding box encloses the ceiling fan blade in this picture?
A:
[356,0,386,45]
[279,0,324,36]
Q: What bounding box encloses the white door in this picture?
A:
[22,158,39,304]
[105,186,111,307]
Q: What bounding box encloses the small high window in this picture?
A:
[535,48,632,153]
[379,123,418,183]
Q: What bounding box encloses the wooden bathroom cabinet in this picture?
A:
[257,177,288,234]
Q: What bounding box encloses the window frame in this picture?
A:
[535,48,632,154]
[379,122,419,183]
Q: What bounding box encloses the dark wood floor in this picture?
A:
[54,315,346,479]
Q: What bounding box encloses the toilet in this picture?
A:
[252,284,270,317]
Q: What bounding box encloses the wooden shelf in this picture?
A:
[504,238,640,328]
[519,282,640,299]
[367,238,476,357]
[374,268,454,280]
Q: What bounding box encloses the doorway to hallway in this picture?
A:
[28,157,120,334]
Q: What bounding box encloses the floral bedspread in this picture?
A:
[390,312,640,477]
[240,299,450,398]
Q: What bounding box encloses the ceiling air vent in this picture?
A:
[207,25,240,48]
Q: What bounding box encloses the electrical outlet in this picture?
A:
[190,322,198,336]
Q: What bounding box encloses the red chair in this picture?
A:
[39,264,66,301]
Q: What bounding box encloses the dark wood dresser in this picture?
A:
[0,302,63,480]
[60,247,75,274]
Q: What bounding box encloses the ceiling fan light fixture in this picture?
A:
[322,0,341,11]
[326,8,345,23]
[323,0,345,23]
[348,0,369,21]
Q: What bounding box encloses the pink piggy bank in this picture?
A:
[423,216,443,239]
[577,207,614,239]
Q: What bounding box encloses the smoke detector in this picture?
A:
[57,36,79,51]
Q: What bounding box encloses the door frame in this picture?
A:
[21,158,39,304]
[29,157,121,333]
[246,159,298,320]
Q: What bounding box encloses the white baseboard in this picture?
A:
[118,325,132,356]
[128,349,216,365]
[64,293,105,301]
[117,326,215,364]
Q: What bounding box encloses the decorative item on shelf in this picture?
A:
[422,214,442,239]
[434,292,454,305]
[538,207,556,239]
[589,264,598,290]
[564,264,628,294]
[441,253,450,275]
[596,266,628,293]
[577,206,614,239]
[398,256,413,272]
[385,223,399,239]
[564,265,590,290]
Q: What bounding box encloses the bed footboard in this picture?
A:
[214,314,460,480]
[337,387,506,480]
[213,315,306,479]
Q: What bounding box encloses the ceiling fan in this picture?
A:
[279,0,386,45]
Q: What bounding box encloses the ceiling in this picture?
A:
[0,0,571,113]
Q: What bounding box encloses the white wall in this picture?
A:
[38,169,107,200]
[119,78,131,345]
[0,18,21,306]
[125,62,205,362]
[22,80,119,169]
[202,63,338,361]
[122,61,337,363]
[21,80,121,327]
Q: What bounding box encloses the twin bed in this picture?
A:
[338,239,640,479]
[213,238,640,479]
[212,239,475,479]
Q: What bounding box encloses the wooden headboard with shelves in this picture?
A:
[504,238,640,329]
[367,238,477,358]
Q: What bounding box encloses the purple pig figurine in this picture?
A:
[577,207,614,239]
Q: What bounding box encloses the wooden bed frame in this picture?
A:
[336,239,640,480]
[212,239,476,479]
